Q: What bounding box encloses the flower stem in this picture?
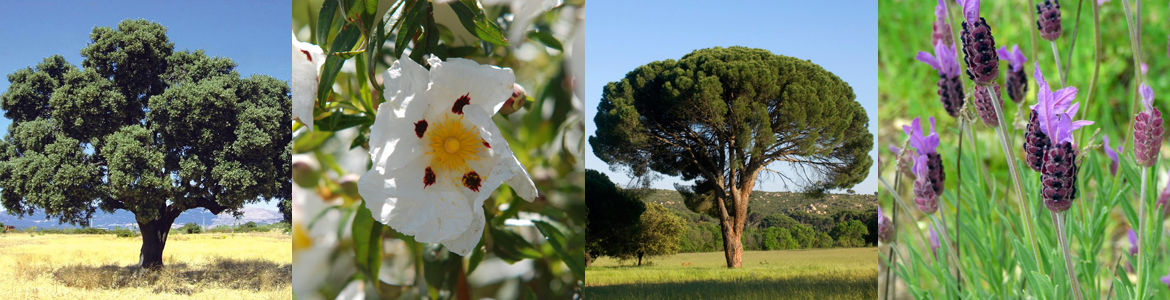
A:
[1050,41,1067,88]
[1137,167,1148,299]
[1053,211,1084,300]
[987,86,1044,266]
[1075,1,1102,145]
[1061,0,1085,85]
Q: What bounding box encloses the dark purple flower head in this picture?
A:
[903,117,941,155]
[973,84,1003,127]
[1133,82,1163,167]
[1036,0,1064,41]
[1103,135,1123,176]
[916,42,961,78]
[1031,62,1092,146]
[997,45,1028,73]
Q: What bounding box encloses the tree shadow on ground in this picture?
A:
[585,274,877,300]
[52,257,290,295]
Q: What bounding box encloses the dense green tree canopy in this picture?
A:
[584,169,645,261]
[0,19,291,268]
[591,46,873,267]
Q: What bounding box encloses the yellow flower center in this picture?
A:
[292,223,312,252]
[428,115,481,172]
[444,138,461,154]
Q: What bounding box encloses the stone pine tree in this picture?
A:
[0,20,291,269]
[591,47,872,268]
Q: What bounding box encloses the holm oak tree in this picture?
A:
[0,20,291,269]
[591,47,872,267]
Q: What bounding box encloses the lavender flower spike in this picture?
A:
[959,0,1000,85]
[890,145,916,179]
[932,0,954,46]
[1033,63,1093,213]
[1103,136,1122,176]
[1133,82,1163,167]
[998,45,1029,103]
[905,117,944,214]
[916,42,964,117]
[1036,0,1063,41]
[878,205,893,243]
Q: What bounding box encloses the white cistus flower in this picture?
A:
[358,55,537,256]
[292,32,325,130]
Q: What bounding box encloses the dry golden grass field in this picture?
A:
[0,231,290,300]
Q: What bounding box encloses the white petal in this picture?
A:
[440,207,486,256]
[504,155,538,202]
[465,105,537,202]
[381,55,430,109]
[426,57,515,117]
[359,159,473,243]
[367,91,427,171]
[292,34,324,130]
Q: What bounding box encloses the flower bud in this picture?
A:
[1133,107,1164,168]
[337,173,361,199]
[498,83,527,115]
[960,17,1000,86]
[937,74,965,118]
[292,155,321,188]
[1005,67,1028,103]
[1036,0,1063,41]
[878,206,894,243]
[1041,141,1078,213]
[1024,111,1051,172]
[973,84,1003,127]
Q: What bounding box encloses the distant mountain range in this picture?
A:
[0,206,284,230]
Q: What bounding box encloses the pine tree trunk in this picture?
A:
[637,252,643,266]
[720,220,743,268]
[137,215,177,269]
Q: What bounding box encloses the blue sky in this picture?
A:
[584,0,879,194]
[0,1,289,211]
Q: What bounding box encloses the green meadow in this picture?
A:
[585,248,878,300]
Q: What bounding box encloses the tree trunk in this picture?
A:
[720,218,743,268]
[137,214,177,269]
[637,252,643,266]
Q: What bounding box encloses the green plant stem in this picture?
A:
[884,172,902,300]
[928,213,965,286]
[1136,167,1148,299]
[1061,0,1084,85]
[1075,1,1102,145]
[1050,41,1067,88]
[1053,211,1084,300]
[987,86,1044,267]
[954,120,963,290]
[1121,0,1143,154]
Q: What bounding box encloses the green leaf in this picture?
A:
[449,0,508,46]
[317,113,371,131]
[466,237,486,274]
[352,202,383,279]
[526,29,562,51]
[364,0,378,15]
[490,225,542,262]
[394,0,427,58]
[533,220,584,280]
[317,0,340,47]
[293,130,334,153]
[317,25,363,108]
[446,46,477,58]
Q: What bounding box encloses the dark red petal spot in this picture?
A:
[462,171,481,192]
[423,167,436,188]
[300,49,313,62]
[414,120,427,138]
[482,139,491,148]
[452,93,471,115]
